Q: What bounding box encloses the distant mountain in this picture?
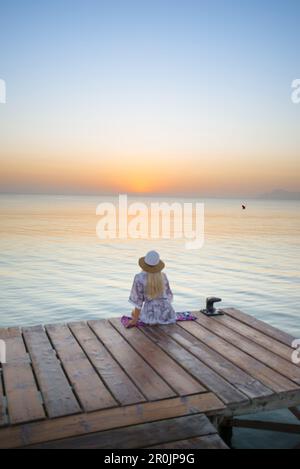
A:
[257,189,300,200]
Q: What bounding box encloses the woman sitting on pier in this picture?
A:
[127,250,176,328]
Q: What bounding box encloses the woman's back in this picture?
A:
[131,271,172,301]
[129,267,176,325]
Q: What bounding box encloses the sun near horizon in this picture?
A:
[0,1,299,197]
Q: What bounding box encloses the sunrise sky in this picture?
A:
[0,0,299,196]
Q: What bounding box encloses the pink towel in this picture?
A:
[121,311,197,328]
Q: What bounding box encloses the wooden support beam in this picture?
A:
[229,418,300,434]
[289,407,300,421]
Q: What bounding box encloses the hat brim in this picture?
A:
[139,257,165,273]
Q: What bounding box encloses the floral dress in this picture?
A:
[129,271,176,325]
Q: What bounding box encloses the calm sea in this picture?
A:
[0,194,299,448]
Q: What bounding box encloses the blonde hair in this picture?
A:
[145,272,164,299]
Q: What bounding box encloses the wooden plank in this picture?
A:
[3,364,45,425]
[140,325,248,405]
[69,321,146,406]
[218,388,300,417]
[146,433,229,449]
[45,323,117,412]
[110,318,206,395]
[0,328,45,424]
[88,320,175,401]
[216,313,297,362]
[231,418,300,434]
[25,414,217,449]
[222,308,296,347]
[180,319,299,393]
[0,392,225,448]
[194,313,300,385]
[160,323,272,400]
[0,327,29,364]
[22,325,81,418]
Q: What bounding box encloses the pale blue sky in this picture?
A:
[0,0,299,195]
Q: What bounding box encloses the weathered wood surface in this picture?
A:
[89,319,176,401]
[0,327,30,363]
[0,393,225,448]
[3,364,45,425]
[224,308,296,347]
[141,325,248,405]
[152,323,273,400]
[0,307,299,448]
[146,433,229,449]
[25,414,220,449]
[215,313,294,362]
[193,312,300,385]
[0,328,45,424]
[110,317,206,395]
[179,318,299,393]
[68,321,146,405]
[22,325,81,418]
[45,323,117,412]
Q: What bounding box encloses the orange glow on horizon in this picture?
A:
[0,150,299,196]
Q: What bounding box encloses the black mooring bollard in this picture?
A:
[201,297,224,316]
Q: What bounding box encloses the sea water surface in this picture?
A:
[0,194,299,333]
[0,194,299,448]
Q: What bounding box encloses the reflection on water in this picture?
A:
[0,194,299,448]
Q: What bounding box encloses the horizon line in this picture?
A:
[0,188,299,200]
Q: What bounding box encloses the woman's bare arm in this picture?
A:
[127,307,141,327]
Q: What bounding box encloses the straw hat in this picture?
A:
[139,250,165,273]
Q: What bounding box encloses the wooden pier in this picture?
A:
[0,307,299,449]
